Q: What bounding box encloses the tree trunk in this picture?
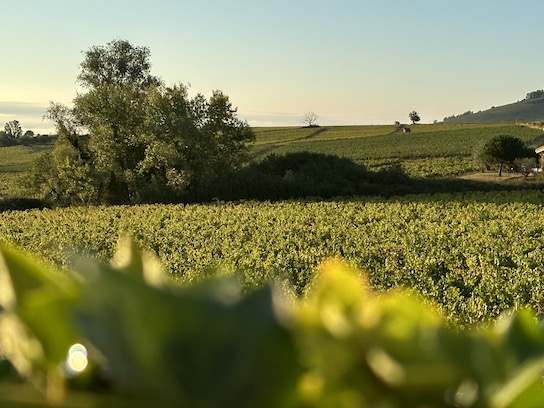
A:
[499,163,503,177]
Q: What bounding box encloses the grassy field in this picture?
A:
[0,144,52,198]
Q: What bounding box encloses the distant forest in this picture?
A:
[0,119,53,146]
[443,89,544,123]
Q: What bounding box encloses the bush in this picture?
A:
[190,152,413,202]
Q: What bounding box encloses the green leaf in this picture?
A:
[73,240,300,407]
[0,245,80,366]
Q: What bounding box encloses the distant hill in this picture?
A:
[444,97,544,124]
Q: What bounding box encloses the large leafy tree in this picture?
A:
[37,39,254,205]
[477,134,535,176]
[77,39,161,89]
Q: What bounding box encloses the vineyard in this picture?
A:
[252,123,542,177]
[0,123,541,201]
[2,123,544,406]
[0,144,51,199]
[3,242,544,407]
[1,190,544,326]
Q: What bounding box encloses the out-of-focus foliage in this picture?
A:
[0,240,298,407]
[1,241,544,407]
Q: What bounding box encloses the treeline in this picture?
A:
[443,110,476,122]
[444,89,544,122]
[0,119,53,146]
[526,89,544,100]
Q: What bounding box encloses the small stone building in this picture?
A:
[536,145,544,167]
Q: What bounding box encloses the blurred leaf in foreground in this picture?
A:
[296,259,544,408]
[0,244,81,400]
[72,238,300,407]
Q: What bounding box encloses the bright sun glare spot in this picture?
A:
[66,343,88,374]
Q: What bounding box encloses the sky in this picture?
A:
[2,0,544,133]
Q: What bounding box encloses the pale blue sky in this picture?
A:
[2,0,544,133]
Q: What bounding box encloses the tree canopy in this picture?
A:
[526,90,544,100]
[34,39,255,205]
[77,39,161,89]
[409,111,421,124]
[477,134,535,176]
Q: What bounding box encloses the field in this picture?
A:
[1,123,541,197]
[3,123,544,406]
[0,123,543,321]
[252,122,542,177]
[0,144,51,198]
[1,190,544,326]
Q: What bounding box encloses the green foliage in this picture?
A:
[0,121,48,148]
[297,261,544,408]
[77,39,160,89]
[187,151,420,201]
[477,135,535,175]
[27,140,100,206]
[198,152,398,201]
[38,40,254,205]
[16,122,543,204]
[25,104,99,205]
[0,240,298,407]
[2,244,544,406]
[2,191,544,325]
[526,90,544,100]
[258,124,540,178]
[4,120,23,140]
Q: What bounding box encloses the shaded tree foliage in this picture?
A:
[526,90,544,100]
[0,131,15,146]
[32,40,254,205]
[0,121,50,146]
[477,134,535,176]
[190,152,412,201]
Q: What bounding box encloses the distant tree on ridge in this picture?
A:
[409,111,420,124]
[4,120,23,139]
[303,112,319,127]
